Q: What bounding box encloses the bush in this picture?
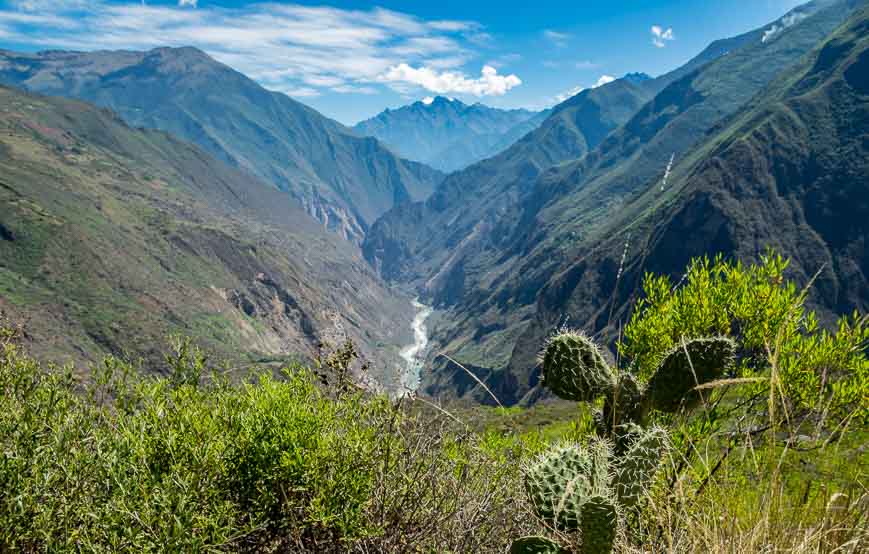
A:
[0,329,530,552]
[621,252,868,422]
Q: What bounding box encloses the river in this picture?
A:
[398,299,433,392]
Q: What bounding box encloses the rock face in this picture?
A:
[365,0,868,404]
[0,85,413,380]
[0,46,443,244]
[354,96,547,172]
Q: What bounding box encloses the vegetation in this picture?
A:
[513,253,867,552]
[0,84,413,379]
[1,255,867,552]
[0,316,529,552]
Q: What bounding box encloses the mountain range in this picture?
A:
[354,96,548,172]
[364,0,869,403]
[0,47,443,244]
[0,0,866,404]
[0,84,413,385]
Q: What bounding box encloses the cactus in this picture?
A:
[644,336,736,413]
[523,442,611,532]
[612,424,668,508]
[541,331,616,402]
[579,495,619,554]
[513,330,735,552]
[539,332,734,427]
[510,536,566,554]
[517,434,662,554]
[602,373,646,437]
[517,440,618,554]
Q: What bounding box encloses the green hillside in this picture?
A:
[363,0,867,403]
[0,47,443,244]
[0,85,412,382]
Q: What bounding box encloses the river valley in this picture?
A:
[398,299,433,392]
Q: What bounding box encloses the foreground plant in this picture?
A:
[0,327,528,552]
[512,332,733,553]
[514,252,869,553]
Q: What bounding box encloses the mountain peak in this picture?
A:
[622,72,652,84]
[148,45,210,59]
[143,46,216,69]
[355,96,545,171]
[420,95,461,107]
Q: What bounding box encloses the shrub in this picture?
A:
[0,329,529,552]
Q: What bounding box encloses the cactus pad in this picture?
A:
[523,441,612,532]
[509,536,565,554]
[602,373,646,435]
[612,425,668,508]
[644,337,736,413]
[579,495,618,554]
[541,331,615,402]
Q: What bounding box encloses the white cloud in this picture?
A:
[379,63,521,96]
[554,74,616,104]
[651,25,675,48]
[543,29,570,47]
[575,60,599,70]
[487,53,521,69]
[555,85,584,104]
[428,20,476,32]
[422,96,435,105]
[762,11,808,43]
[0,1,509,99]
[274,86,321,98]
[332,84,378,95]
[9,0,96,11]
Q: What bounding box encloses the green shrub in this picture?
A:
[0,330,529,552]
[621,252,868,422]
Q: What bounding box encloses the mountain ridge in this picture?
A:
[466,0,869,404]
[361,0,865,403]
[0,46,443,244]
[354,96,547,172]
[0,83,414,386]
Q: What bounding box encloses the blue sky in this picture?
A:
[0,0,806,124]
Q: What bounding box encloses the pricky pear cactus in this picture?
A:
[611,424,668,508]
[542,330,736,433]
[512,330,735,553]
[578,496,618,554]
[523,442,612,532]
[517,440,619,554]
[643,336,737,413]
[541,331,616,402]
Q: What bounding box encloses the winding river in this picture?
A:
[398,299,433,392]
